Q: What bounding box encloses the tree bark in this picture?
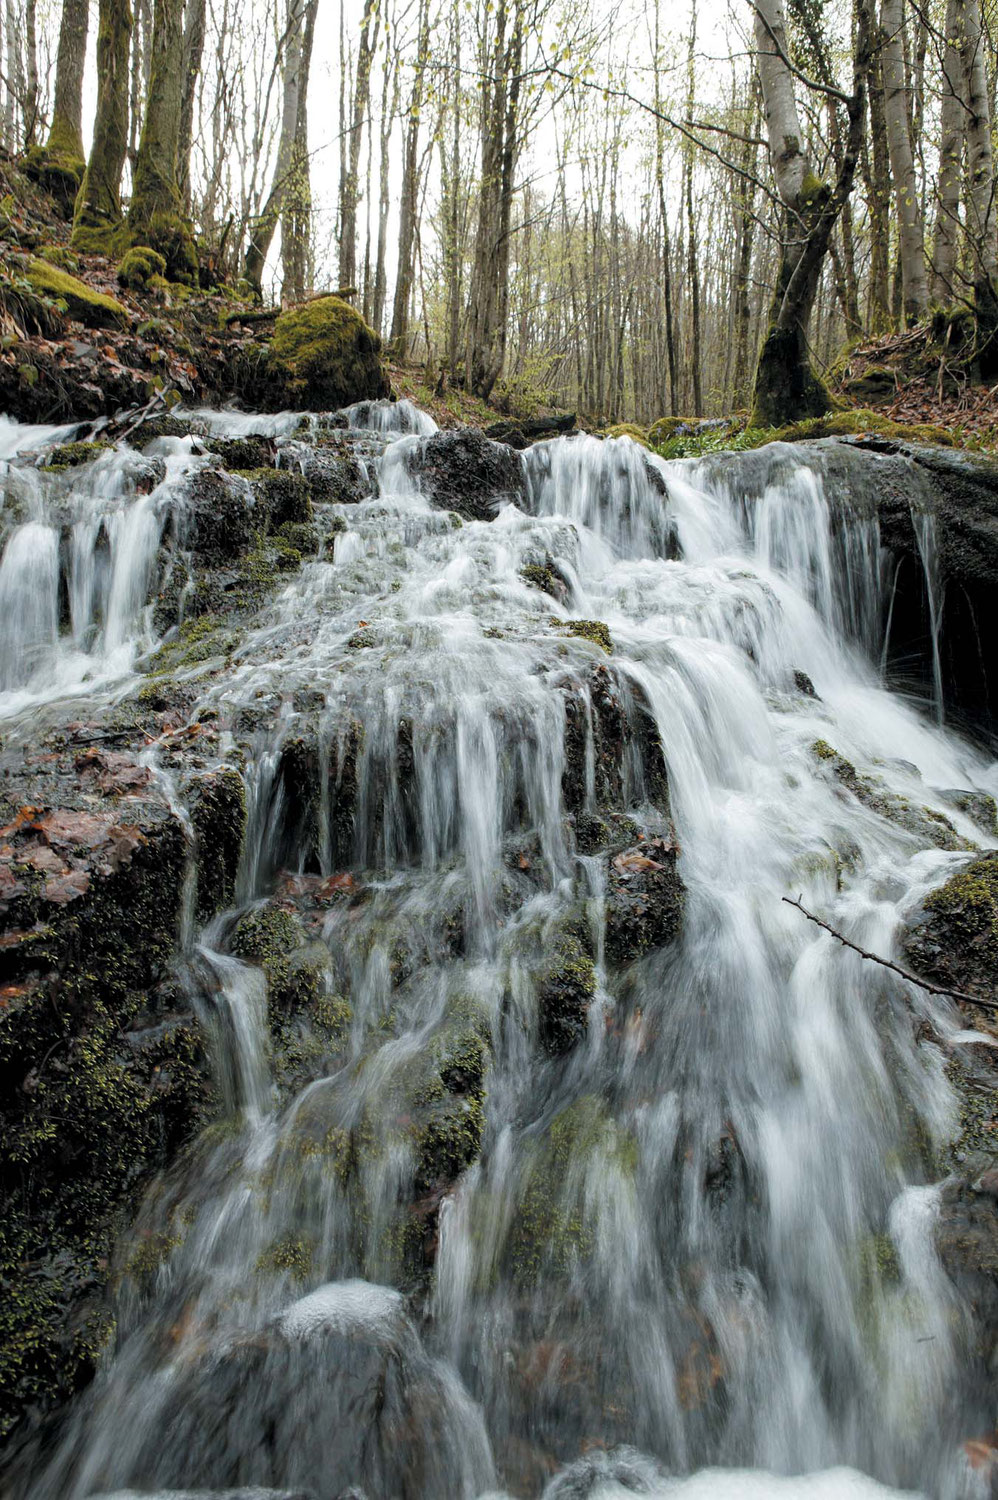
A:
[72,0,134,248]
[466,0,523,399]
[390,0,430,354]
[178,0,208,207]
[46,0,89,161]
[281,0,318,304]
[931,0,965,302]
[751,0,874,426]
[243,0,308,296]
[127,0,197,278]
[961,0,998,371]
[881,0,928,320]
[339,0,378,292]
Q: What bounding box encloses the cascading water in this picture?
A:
[1,403,996,1500]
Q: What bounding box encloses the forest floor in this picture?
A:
[2,153,998,449]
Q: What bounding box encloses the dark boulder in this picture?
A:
[604,836,685,966]
[408,427,526,520]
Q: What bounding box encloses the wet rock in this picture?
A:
[810,739,972,852]
[205,433,276,471]
[537,935,597,1055]
[279,439,373,504]
[939,789,998,838]
[0,767,214,1439]
[235,468,313,527]
[604,836,685,966]
[189,767,246,922]
[408,427,527,520]
[902,851,998,1011]
[793,669,818,697]
[182,470,260,562]
[936,1170,998,1374]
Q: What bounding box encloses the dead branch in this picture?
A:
[782,895,998,1013]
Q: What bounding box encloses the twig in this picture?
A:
[782,895,998,1013]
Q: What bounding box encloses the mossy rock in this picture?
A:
[234,467,313,526]
[605,422,650,448]
[537,936,597,1056]
[26,258,129,330]
[22,143,85,214]
[141,210,199,287]
[809,740,972,852]
[190,768,246,922]
[605,837,685,966]
[264,295,390,413]
[206,435,274,471]
[903,852,998,1006]
[40,439,112,471]
[560,619,613,654]
[117,245,167,290]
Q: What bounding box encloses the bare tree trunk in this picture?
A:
[372,49,394,334]
[864,51,892,329]
[243,0,307,296]
[178,0,208,207]
[881,0,928,319]
[281,0,318,303]
[26,0,89,210]
[961,0,998,369]
[23,0,38,146]
[931,0,965,302]
[339,0,378,291]
[684,12,703,415]
[390,0,430,354]
[72,0,133,249]
[466,0,523,399]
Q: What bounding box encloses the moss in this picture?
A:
[68,221,131,259]
[231,904,301,966]
[117,245,167,290]
[233,467,313,527]
[560,619,612,654]
[413,1095,485,1192]
[23,142,86,211]
[256,1235,314,1281]
[279,520,320,555]
[605,422,650,447]
[140,210,199,287]
[264,295,390,412]
[206,435,273,471]
[519,554,564,599]
[26,258,129,330]
[438,1031,488,1094]
[40,439,112,471]
[537,936,597,1056]
[36,243,80,274]
[145,613,236,674]
[190,768,246,922]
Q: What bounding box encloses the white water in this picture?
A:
[2,410,995,1500]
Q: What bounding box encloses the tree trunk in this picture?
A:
[24,0,38,146]
[865,51,892,329]
[243,0,308,297]
[390,0,430,355]
[46,0,89,161]
[177,0,207,208]
[961,0,998,371]
[466,0,523,399]
[281,0,318,304]
[931,0,965,302]
[127,0,197,279]
[339,0,378,292]
[751,0,874,426]
[881,0,928,320]
[684,13,703,415]
[72,0,133,250]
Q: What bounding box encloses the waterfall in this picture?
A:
[1,407,995,1500]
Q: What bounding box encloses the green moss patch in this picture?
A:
[26,258,129,331]
[559,619,613,654]
[117,245,167,290]
[263,295,390,412]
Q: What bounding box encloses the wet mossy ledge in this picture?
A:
[0,760,245,1440]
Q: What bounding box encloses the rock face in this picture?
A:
[0,746,223,1438]
[407,427,527,519]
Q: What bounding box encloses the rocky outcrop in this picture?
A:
[232,296,391,415]
[407,427,526,520]
[0,737,232,1439]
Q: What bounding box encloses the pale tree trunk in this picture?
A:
[931,0,965,302]
[390,0,430,354]
[751,0,874,425]
[24,0,37,146]
[684,12,703,414]
[881,0,928,320]
[372,49,395,333]
[281,0,318,304]
[961,0,998,370]
[732,84,760,404]
[653,0,677,414]
[864,52,893,329]
[243,0,308,296]
[72,0,133,248]
[178,0,208,207]
[466,0,523,399]
[339,0,379,291]
[5,0,22,149]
